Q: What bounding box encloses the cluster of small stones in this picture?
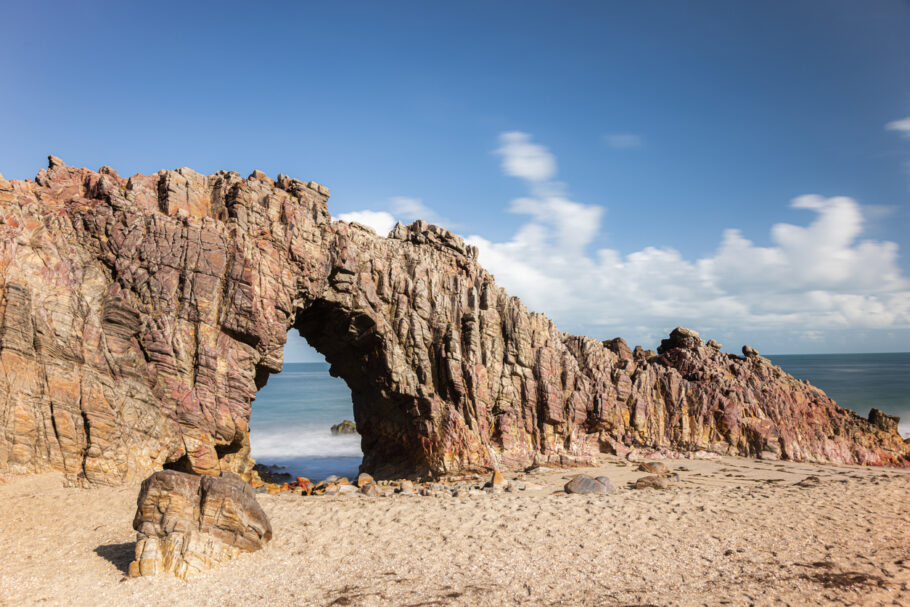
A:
[250,449,701,499]
[251,469,549,498]
[1,158,907,488]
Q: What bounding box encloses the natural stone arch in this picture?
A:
[287,296,431,479]
[0,158,906,487]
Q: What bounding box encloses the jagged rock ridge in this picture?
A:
[0,158,906,484]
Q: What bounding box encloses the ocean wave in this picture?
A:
[250,426,363,459]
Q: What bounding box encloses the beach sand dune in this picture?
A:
[1,456,908,606]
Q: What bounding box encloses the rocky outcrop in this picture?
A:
[0,158,907,485]
[330,420,357,435]
[130,470,271,580]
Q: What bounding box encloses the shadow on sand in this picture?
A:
[94,542,134,576]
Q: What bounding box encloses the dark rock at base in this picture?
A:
[331,420,358,435]
[565,474,616,495]
[635,475,671,490]
[130,470,272,580]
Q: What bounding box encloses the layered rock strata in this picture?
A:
[0,158,907,485]
[130,470,272,580]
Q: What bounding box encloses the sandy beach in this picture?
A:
[2,455,908,607]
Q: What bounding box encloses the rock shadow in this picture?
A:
[94,542,135,575]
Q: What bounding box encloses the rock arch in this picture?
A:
[0,158,906,486]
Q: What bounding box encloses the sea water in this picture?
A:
[250,354,910,481]
[249,362,362,481]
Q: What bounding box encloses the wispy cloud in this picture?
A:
[336,210,397,235]
[390,196,447,225]
[465,132,910,349]
[338,132,910,352]
[337,196,451,236]
[495,131,557,181]
[886,117,910,137]
[604,133,644,149]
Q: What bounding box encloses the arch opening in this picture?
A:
[248,332,363,482]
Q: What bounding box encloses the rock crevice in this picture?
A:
[0,158,906,485]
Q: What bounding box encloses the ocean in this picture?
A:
[249,363,363,481]
[249,354,910,480]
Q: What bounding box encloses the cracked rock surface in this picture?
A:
[130,470,272,580]
[0,158,907,485]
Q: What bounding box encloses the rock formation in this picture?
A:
[331,420,357,435]
[0,158,907,485]
[130,469,271,579]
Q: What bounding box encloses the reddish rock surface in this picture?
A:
[0,158,907,485]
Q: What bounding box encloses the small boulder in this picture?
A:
[658,327,702,354]
[360,482,380,497]
[326,484,359,496]
[742,345,759,358]
[129,470,272,580]
[331,420,358,435]
[706,339,722,350]
[564,474,616,495]
[635,475,671,490]
[356,472,374,487]
[638,462,669,475]
[398,480,416,495]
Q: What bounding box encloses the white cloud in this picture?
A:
[465,133,910,351]
[886,117,910,137]
[604,133,644,148]
[338,196,452,237]
[337,210,397,235]
[390,196,448,226]
[338,133,910,352]
[495,131,557,181]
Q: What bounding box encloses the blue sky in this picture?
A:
[2,1,910,357]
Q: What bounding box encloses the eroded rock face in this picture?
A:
[0,158,907,485]
[130,470,271,579]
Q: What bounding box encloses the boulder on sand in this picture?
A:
[564,474,616,495]
[129,470,272,580]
